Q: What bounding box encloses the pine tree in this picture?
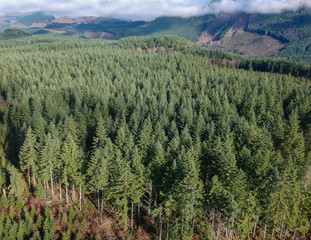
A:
[175,147,203,239]
[60,135,82,204]
[38,133,60,199]
[92,117,107,149]
[8,165,27,197]
[129,146,146,229]
[109,150,133,230]
[19,127,37,188]
[32,111,46,141]
[87,147,110,222]
[0,167,7,197]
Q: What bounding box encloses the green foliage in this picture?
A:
[0,34,309,239]
[8,165,27,197]
[18,12,55,26]
[35,181,45,199]
[0,29,29,40]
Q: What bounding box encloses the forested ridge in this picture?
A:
[0,35,311,239]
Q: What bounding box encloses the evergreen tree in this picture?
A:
[8,165,27,197]
[38,133,60,199]
[19,127,37,187]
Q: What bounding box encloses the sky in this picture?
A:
[0,0,310,19]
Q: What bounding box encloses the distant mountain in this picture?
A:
[0,29,29,39]
[18,12,55,27]
[2,9,311,63]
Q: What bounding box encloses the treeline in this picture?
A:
[0,35,311,239]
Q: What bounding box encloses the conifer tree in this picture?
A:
[176,147,203,239]
[8,165,27,197]
[19,127,37,188]
[38,133,60,199]
[60,135,82,204]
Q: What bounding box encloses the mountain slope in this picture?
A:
[2,9,311,63]
[18,12,55,27]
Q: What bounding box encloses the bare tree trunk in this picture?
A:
[283,228,287,240]
[43,179,46,193]
[32,169,36,188]
[59,179,62,202]
[263,224,267,240]
[253,215,259,238]
[2,188,6,198]
[271,228,274,240]
[97,189,100,210]
[181,210,184,237]
[79,182,82,211]
[131,202,134,230]
[293,228,297,239]
[280,214,286,240]
[166,221,169,240]
[229,218,234,240]
[101,197,104,224]
[216,228,220,240]
[192,216,195,233]
[28,168,31,186]
[138,202,141,220]
[211,217,214,240]
[145,181,152,218]
[47,179,50,193]
[72,183,75,202]
[159,208,162,240]
[51,174,54,199]
[66,185,68,205]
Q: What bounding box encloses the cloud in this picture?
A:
[0,0,310,19]
[209,0,311,14]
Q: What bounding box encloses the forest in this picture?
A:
[0,34,310,239]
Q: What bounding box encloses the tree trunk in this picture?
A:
[28,168,31,186]
[253,215,259,238]
[43,179,46,193]
[79,182,82,211]
[97,189,100,210]
[263,224,267,240]
[47,179,50,193]
[32,169,36,188]
[159,208,162,240]
[229,218,234,240]
[145,181,152,218]
[271,228,274,240]
[280,214,286,240]
[181,210,184,236]
[166,221,169,240]
[51,174,54,199]
[283,228,287,240]
[59,179,62,202]
[2,188,6,198]
[293,228,297,239]
[216,228,220,240]
[138,202,141,221]
[72,183,75,202]
[131,202,134,230]
[101,197,104,224]
[66,185,68,205]
[211,218,214,240]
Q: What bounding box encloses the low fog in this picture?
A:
[0,0,310,19]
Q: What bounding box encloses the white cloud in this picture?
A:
[0,0,310,19]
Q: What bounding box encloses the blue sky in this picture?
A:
[0,0,310,19]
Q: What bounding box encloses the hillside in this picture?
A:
[0,35,310,239]
[18,12,55,27]
[1,10,311,63]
